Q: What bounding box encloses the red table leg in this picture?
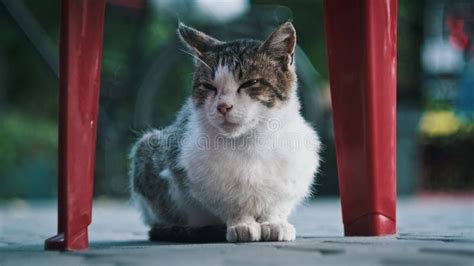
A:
[45,0,106,251]
[323,0,397,236]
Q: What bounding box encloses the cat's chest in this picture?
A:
[180,131,292,181]
[176,119,319,205]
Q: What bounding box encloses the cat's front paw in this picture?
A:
[226,223,261,242]
[260,221,296,241]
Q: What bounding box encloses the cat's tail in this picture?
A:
[149,224,227,243]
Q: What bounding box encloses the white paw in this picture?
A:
[260,221,296,241]
[226,223,261,242]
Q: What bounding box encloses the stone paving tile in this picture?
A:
[0,197,473,265]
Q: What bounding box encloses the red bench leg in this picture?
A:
[45,0,106,251]
[323,0,398,236]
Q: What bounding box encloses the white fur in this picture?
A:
[173,64,320,242]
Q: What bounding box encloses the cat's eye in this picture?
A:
[200,83,217,92]
[240,79,258,88]
[238,79,259,93]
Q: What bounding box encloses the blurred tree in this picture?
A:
[398,0,424,104]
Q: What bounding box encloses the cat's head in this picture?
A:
[178,22,297,138]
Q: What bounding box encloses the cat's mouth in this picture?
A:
[215,118,242,134]
[220,120,240,129]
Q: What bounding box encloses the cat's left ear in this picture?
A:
[259,22,296,69]
[177,23,222,57]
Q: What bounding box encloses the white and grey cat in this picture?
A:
[129,22,320,242]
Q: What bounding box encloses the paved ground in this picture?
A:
[1,197,473,265]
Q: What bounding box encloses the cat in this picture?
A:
[129,22,321,242]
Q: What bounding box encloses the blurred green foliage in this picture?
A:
[0,111,57,198]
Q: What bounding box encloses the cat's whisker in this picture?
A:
[179,49,212,71]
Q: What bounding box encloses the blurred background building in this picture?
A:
[0,0,472,200]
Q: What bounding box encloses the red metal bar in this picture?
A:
[45,0,106,251]
[323,0,398,236]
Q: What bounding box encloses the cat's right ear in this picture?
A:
[177,23,222,57]
[259,22,296,69]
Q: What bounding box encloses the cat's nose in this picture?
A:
[217,103,233,115]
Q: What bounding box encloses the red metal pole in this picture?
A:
[323,0,397,236]
[45,0,106,251]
